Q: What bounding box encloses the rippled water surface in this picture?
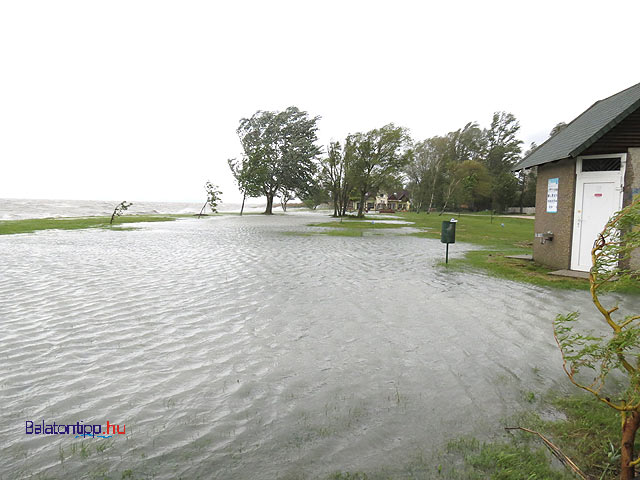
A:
[0,198,264,220]
[1,214,635,479]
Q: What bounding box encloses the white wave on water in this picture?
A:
[0,198,266,220]
[1,214,636,478]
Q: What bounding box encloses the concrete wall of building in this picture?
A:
[627,148,640,270]
[626,148,640,204]
[533,158,576,269]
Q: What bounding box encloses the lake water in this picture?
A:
[0,212,634,479]
[0,198,265,220]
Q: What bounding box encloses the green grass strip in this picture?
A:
[309,212,600,290]
[0,215,189,235]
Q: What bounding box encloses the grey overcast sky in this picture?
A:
[1,0,639,204]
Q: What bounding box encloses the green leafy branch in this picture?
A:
[553,195,640,478]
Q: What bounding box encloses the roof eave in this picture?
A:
[513,100,604,172]
[513,96,640,171]
[568,98,640,158]
[513,156,570,171]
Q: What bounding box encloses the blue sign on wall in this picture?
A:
[547,178,559,213]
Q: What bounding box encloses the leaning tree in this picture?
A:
[348,124,412,218]
[197,181,222,218]
[110,201,132,225]
[555,195,640,480]
[228,157,262,216]
[230,106,321,215]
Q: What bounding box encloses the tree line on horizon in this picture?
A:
[228,106,562,216]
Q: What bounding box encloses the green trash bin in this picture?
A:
[441,221,456,244]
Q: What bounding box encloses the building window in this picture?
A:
[581,157,621,172]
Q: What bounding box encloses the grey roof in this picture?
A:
[514,82,640,170]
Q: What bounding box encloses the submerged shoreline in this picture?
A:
[0,214,189,235]
[2,213,633,478]
[0,197,271,222]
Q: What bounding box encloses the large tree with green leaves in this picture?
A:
[299,181,330,210]
[348,124,412,217]
[403,112,525,214]
[320,141,353,217]
[456,160,492,211]
[484,111,523,175]
[438,122,489,213]
[405,136,447,213]
[445,121,487,164]
[491,171,518,213]
[484,111,523,212]
[406,122,489,214]
[231,106,322,215]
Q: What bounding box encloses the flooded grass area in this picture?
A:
[308,212,596,290]
[397,212,535,250]
[447,251,591,290]
[307,221,409,230]
[1,213,639,478]
[0,214,191,235]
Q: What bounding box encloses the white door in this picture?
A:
[571,155,625,272]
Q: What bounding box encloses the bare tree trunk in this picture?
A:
[621,411,640,480]
[357,192,366,218]
[281,198,287,212]
[197,201,207,218]
[342,188,349,216]
[332,189,339,217]
[264,194,274,215]
[240,192,246,216]
[440,188,452,215]
[426,166,440,215]
[427,191,435,214]
[439,179,461,216]
[341,190,349,216]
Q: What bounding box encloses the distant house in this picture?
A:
[376,190,411,212]
[347,190,411,213]
[347,193,375,213]
[513,82,640,272]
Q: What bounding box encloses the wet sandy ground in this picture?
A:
[0,213,636,479]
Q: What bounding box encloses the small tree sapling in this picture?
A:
[110,201,132,225]
[198,182,222,218]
